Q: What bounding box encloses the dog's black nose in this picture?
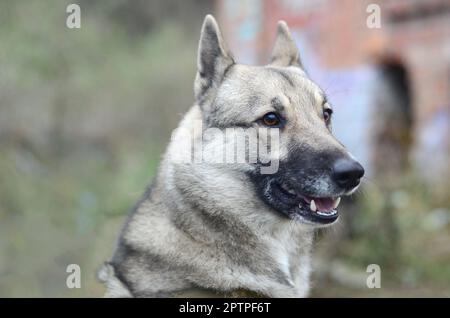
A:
[332,158,365,189]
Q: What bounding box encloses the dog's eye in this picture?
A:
[261,112,281,127]
[323,108,333,123]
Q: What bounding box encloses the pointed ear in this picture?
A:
[194,15,235,106]
[269,21,303,68]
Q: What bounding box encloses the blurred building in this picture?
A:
[217,0,450,183]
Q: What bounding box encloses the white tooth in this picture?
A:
[333,197,341,209]
[310,200,317,212]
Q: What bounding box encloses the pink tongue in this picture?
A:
[315,198,335,212]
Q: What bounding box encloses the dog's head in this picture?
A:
[193,15,364,227]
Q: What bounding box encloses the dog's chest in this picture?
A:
[267,227,313,287]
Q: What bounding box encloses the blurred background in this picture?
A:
[0,0,449,297]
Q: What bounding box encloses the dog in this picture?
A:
[99,15,364,298]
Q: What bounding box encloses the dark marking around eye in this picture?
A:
[271,97,285,113]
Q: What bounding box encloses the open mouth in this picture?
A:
[297,194,340,224]
[274,182,341,225]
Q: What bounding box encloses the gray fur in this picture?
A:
[100,15,357,298]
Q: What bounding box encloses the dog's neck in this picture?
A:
[160,188,314,297]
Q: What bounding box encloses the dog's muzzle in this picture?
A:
[251,154,365,226]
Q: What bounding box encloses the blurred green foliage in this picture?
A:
[0,0,209,296]
[313,173,450,297]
